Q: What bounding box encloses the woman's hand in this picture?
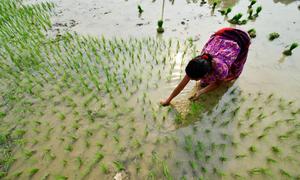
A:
[189,91,202,101]
[160,99,170,106]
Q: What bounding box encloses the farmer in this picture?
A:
[160,27,251,106]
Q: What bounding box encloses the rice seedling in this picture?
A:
[240,131,250,139]
[100,163,110,174]
[266,157,277,164]
[189,160,198,170]
[235,154,247,159]
[135,163,141,174]
[283,43,298,56]
[254,6,262,17]
[248,0,256,9]
[81,152,104,179]
[271,146,281,155]
[248,167,271,176]
[138,5,144,14]
[113,160,125,171]
[63,159,68,167]
[279,169,292,178]
[76,157,83,169]
[291,145,300,153]
[12,171,23,178]
[65,144,73,152]
[228,13,247,25]
[194,141,204,160]
[157,20,164,33]
[147,170,156,180]
[184,135,193,152]
[257,133,266,140]
[58,112,66,121]
[269,32,280,41]
[248,29,256,38]
[212,1,219,11]
[219,156,227,162]
[43,148,56,161]
[162,161,172,179]
[205,129,211,134]
[29,168,39,177]
[41,173,50,180]
[219,7,232,16]
[248,145,257,153]
[213,167,225,177]
[55,175,68,180]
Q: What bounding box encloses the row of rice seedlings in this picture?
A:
[81,152,104,179]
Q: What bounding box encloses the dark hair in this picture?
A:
[185,54,212,80]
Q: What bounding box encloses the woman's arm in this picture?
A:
[189,81,221,101]
[160,75,190,106]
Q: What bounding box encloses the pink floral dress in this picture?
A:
[200,35,243,87]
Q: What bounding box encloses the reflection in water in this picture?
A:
[273,0,297,5]
[207,0,239,8]
[181,0,239,8]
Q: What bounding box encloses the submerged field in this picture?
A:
[1,0,300,179]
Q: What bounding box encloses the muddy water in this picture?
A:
[6,0,300,179]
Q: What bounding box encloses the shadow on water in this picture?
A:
[172,81,235,128]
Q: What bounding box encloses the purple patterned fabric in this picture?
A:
[200,35,242,87]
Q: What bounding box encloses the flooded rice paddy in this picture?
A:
[0,0,300,179]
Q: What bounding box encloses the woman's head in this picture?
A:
[185,54,212,80]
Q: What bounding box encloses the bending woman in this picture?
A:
[160,27,251,106]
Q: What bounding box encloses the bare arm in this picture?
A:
[160,75,190,106]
